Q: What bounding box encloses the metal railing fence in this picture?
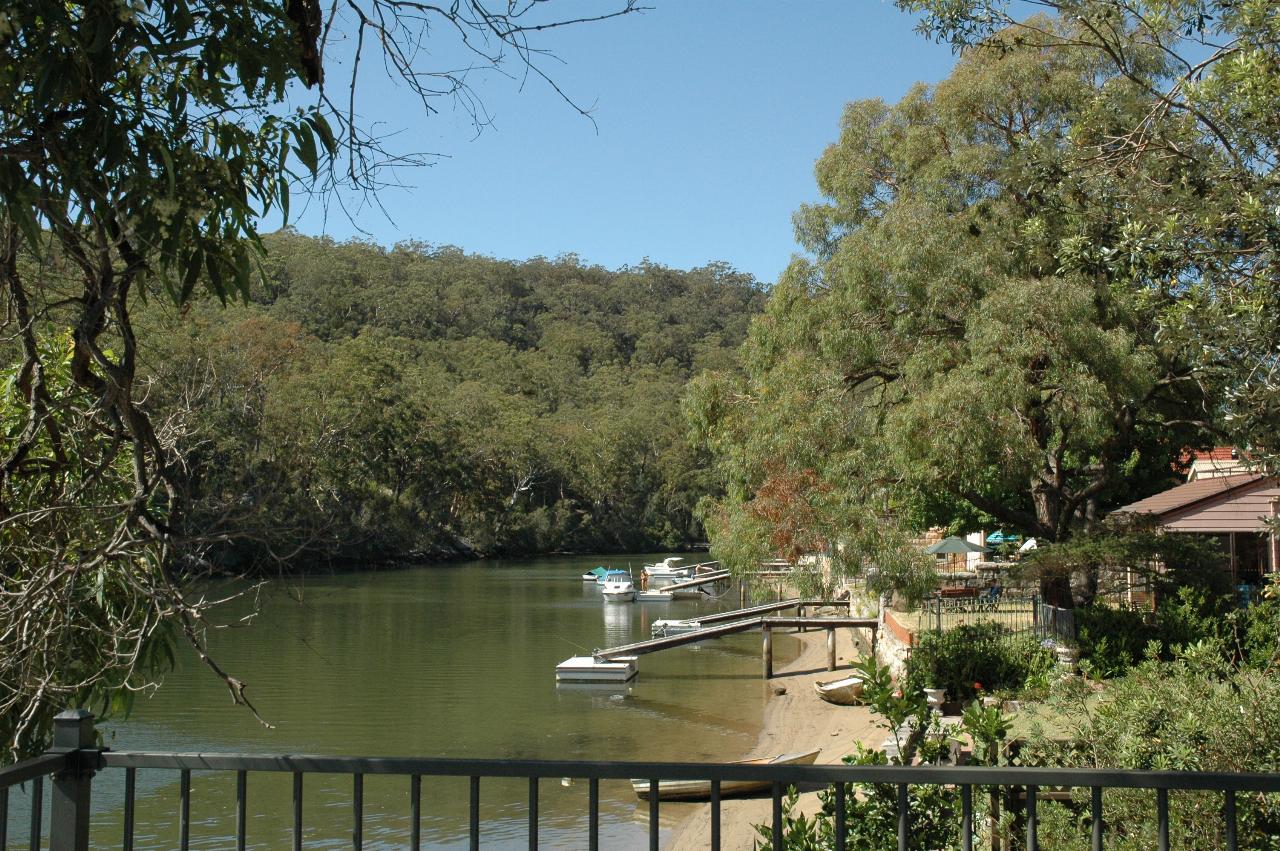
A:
[7,710,1280,850]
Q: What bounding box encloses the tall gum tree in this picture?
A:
[898,0,1280,471]
[692,20,1216,604]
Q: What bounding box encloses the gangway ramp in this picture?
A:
[652,569,730,593]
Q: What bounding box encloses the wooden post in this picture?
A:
[826,628,836,671]
[763,625,773,679]
[798,605,806,632]
[1271,499,1279,575]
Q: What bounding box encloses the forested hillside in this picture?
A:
[139,231,765,569]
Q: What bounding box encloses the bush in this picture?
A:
[1020,643,1280,849]
[1074,605,1154,678]
[904,622,1055,702]
[1076,585,1238,678]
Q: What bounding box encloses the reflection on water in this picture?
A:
[10,555,798,849]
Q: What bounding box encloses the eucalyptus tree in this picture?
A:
[0,0,639,758]
[691,20,1216,602]
[898,0,1280,470]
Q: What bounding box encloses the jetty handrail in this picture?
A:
[10,710,1280,851]
[648,569,730,593]
[695,597,849,626]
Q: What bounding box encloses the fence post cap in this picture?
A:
[53,708,96,749]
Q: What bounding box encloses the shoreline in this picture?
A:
[665,625,885,850]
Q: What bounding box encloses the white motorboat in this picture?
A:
[600,569,636,602]
[631,749,822,801]
[642,557,690,580]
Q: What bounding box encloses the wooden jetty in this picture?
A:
[556,598,877,681]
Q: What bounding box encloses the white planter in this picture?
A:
[923,688,946,710]
[1055,646,1080,667]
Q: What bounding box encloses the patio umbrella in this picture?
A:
[924,536,992,574]
[924,536,992,555]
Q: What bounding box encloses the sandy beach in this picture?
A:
[665,626,885,850]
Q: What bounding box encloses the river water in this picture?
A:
[22,555,797,848]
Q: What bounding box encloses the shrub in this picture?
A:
[904,622,1055,702]
[1020,643,1280,849]
[1074,605,1154,677]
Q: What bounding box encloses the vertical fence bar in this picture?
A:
[28,776,42,851]
[179,769,190,851]
[763,627,773,679]
[1157,787,1169,851]
[936,594,942,633]
[469,776,480,851]
[1,785,8,850]
[123,768,136,851]
[588,778,599,851]
[1225,789,1237,851]
[528,777,538,851]
[353,773,363,850]
[292,772,303,851]
[649,780,660,851]
[710,779,721,851]
[1026,785,1038,851]
[771,782,783,850]
[1090,786,1103,851]
[961,784,972,851]
[897,783,909,851]
[410,774,421,850]
[235,770,247,851]
[834,783,847,851]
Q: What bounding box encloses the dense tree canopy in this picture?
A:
[899,0,1280,468]
[140,231,765,567]
[689,13,1271,598]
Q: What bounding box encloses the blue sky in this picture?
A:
[293,2,959,284]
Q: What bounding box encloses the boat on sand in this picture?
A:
[630,749,822,801]
[813,675,863,706]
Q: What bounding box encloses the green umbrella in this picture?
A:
[924,536,992,555]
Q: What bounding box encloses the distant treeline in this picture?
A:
[137,230,766,569]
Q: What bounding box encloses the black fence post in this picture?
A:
[49,709,97,851]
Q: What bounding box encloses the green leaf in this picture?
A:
[294,122,318,174]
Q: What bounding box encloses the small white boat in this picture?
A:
[636,589,674,602]
[600,569,636,603]
[814,675,864,706]
[631,749,822,801]
[581,566,610,582]
[642,557,690,580]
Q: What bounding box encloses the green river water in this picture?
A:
[17,554,799,848]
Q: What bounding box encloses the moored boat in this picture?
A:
[600,569,636,602]
[631,749,822,801]
[642,556,690,580]
[813,675,864,706]
[581,566,610,582]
